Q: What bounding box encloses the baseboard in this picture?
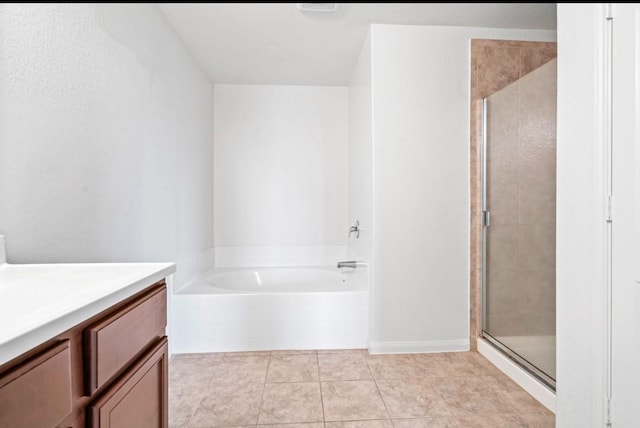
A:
[368,339,470,354]
[477,337,556,413]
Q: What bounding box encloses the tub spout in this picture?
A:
[337,260,367,269]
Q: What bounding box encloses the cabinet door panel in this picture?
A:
[85,285,166,394]
[0,341,72,428]
[88,337,168,428]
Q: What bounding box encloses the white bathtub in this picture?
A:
[170,266,369,353]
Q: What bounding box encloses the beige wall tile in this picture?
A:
[485,312,522,337]
[520,59,557,94]
[518,224,555,272]
[519,269,556,315]
[486,84,519,144]
[519,92,556,148]
[487,180,518,226]
[519,179,556,225]
[470,39,556,362]
[477,47,521,96]
[519,144,556,184]
[486,225,519,270]
[486,267,520,316]
[521,47,557,78]
[519,311,556,337]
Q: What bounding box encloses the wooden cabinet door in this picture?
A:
[88,338,168,428]
[0,341,72,428]
[85,286,167,395]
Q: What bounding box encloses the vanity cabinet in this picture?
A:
[0,279,168,428]
[85,286,167,395]
[88,339,168,428]
[0,341,72,428]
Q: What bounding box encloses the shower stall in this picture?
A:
[481,58,557,389]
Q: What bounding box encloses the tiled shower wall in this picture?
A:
[485,60,557,337]
[470,40,557,348]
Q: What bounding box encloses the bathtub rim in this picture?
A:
[174,264,369,295]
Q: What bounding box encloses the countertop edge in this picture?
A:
[0,263,175,367]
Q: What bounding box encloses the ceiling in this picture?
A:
[158,3,556,86]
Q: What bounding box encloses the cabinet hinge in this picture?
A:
[606,3,614,20]
[605,397,613,426]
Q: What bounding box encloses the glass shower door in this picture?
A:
[482,59,557,388]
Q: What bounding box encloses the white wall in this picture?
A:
[347,35,373,264]
[0,4,214,279]
[556,4,607,426]
[369,24,556,352]
[213,84,348,265]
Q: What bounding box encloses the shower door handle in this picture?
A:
[483,211,491,227]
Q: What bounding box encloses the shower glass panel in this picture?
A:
[482,59,557,388]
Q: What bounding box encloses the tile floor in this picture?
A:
[169,349,554,428]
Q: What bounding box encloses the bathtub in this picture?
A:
[170,266,369,353]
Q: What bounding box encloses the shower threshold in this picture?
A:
[482,332,556,391]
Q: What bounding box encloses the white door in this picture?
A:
[611,3,640,426]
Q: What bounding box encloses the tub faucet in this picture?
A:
[337,260,367,269]
[348,220,360,239]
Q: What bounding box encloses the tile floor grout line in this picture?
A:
[316,352,327,424]
[428,374,462,422]
[256,353,272,426]
[364,353,393,424]
[375,354,461,426]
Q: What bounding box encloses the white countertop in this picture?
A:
[0,261,175,366]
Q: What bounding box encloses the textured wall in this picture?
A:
[369,25,556,352]
[0,4,214,265]
[213,84,348,250]
[347,34,373,264]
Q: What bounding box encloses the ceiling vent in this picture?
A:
[297,3,338,12]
